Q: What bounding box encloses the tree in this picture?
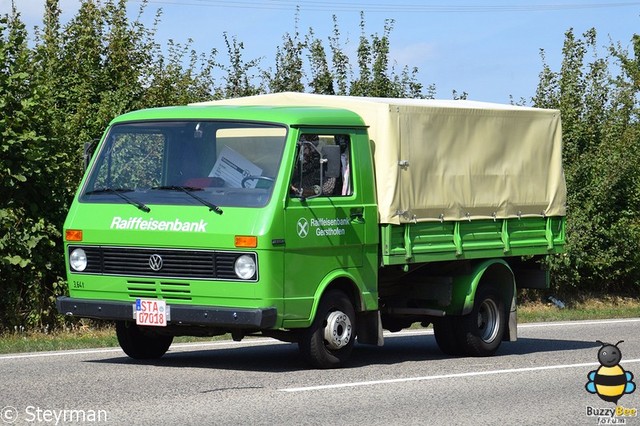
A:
[329,15,350,96]
[306,28,334,95]
[535,28,640,292]
[265,8,305,93]
[0,6,66,329]
[349,13,426,98]
[218,32,262,99]
[350,13,373,96]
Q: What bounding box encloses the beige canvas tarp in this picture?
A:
[194,92,566,225]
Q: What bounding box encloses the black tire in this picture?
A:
[456,283,506,356]
[115,321,173,360]
[433,316,464,356]
[298,290,356,369]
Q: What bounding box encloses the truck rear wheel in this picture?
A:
[116,321,173,359]
[433,283,505,357]
[298,290,356,369]
[456,283,505,356]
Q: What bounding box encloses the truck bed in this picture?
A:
[380,216,565,265]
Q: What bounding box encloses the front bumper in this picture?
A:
[56,296,277,329]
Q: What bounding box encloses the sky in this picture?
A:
[1,0,639,103]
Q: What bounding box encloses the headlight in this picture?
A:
[69,248,88,272]
[234,254,256,280]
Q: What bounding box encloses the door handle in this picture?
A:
[350,208,365,224]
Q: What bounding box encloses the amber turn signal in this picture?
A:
[65,229,83,241]
[235,235,257,248]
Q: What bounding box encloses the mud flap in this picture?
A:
[506,293,517,341]
[356,310,384,346]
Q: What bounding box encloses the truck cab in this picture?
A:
[58,105,380,368]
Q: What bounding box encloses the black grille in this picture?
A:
[68,246,257,281]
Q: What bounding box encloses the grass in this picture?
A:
[518,293,640,323]
[0,322,225,355]
[0,326,119,354]
[1,293,639,355]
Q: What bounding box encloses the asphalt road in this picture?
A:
[2,318,640,426]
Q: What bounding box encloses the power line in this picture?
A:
[129,0,640,13]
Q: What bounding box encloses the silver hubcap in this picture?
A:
[324,310,352,350]
[477,298,500,343]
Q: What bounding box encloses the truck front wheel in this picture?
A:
[116,321,173,359]
[433,316,464,356]
[298,290,356,369]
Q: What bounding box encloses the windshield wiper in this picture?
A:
[152,186,223,215]
[84,188,150,213]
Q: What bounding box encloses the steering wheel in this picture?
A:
[241,176,274,188]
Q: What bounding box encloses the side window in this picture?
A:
[290,133,352,198]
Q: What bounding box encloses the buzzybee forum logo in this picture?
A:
[585,340,637,423]
[586,341,636,403]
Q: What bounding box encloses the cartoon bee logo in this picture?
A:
[585,340,636,403]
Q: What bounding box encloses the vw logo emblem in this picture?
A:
[297,218,309,238]
[149,254,163,271]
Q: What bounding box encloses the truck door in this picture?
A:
[283,132,366,317]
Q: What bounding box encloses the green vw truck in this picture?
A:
[57,93,566,368]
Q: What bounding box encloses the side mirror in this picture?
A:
[83,139,99,171]
[321,144,341,178]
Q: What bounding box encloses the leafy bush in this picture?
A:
[535,29,640,293]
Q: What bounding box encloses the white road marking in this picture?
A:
[518,318,640,328]
[280,358,640,393]
[0,347,124,360]
[0,339,285,360]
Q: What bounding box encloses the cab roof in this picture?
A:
[111,104,367,128]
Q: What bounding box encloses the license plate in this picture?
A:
[134,299,169,327]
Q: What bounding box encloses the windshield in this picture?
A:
[80,121,287,209]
